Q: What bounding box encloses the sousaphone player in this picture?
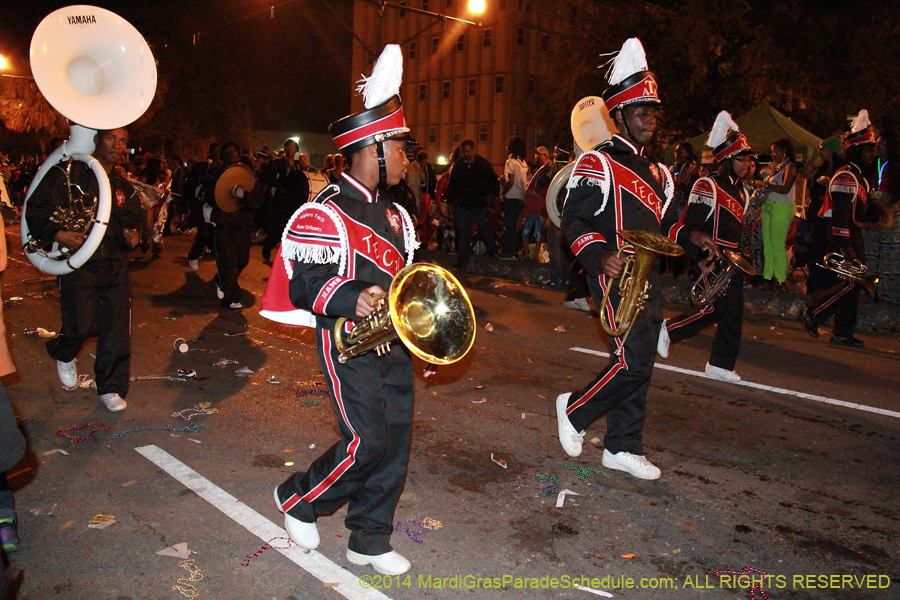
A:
[24,6,155,412]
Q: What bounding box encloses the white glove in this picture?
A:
[231,185,245,199]
[202,203,215,226]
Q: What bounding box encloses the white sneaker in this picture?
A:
[602,448,661,480]
[57,360,77,388]
[274,486,320,550]
[657,319,670,359]
[555,392,584,457]
[346,549,410,575]
[188,259,199,272]
[564,297,591,312]
[215,283,224,300]
[99,393,127,412]
[705,362,741,382]
[229,302,243,309]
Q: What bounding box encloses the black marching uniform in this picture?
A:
[26,162,143,397]
[273,173,418,555]
[201,165,262,306]
[806,163,870,337]
[665,172,748,371]
[561,134,676,455]
[185,160,219,262]
[259,156,309,261]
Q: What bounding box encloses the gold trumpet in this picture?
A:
[691,249,756,306]
[334,263,476,365]
[600,230,684,350]
[819,252,879,296]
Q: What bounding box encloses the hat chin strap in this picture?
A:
[619,106,642,148]
[376,141,387,188]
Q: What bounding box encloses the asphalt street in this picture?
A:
[2,233,899,600]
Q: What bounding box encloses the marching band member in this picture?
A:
[260,45,418,575]
[26,128,143,412]
[798,110,877,347]
[557,38,677,480]
[658,112,752,382]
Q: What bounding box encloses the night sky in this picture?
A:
[0,0,354,139]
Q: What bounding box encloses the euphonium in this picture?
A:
[819,252,879,296]
[691,249,756,306]
[600,230,684,349]
[333,263,476,365]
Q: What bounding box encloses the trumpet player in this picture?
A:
[798,110,877,348]
[557,38,678,481]
[261,46,418,576]
[26,127,144,412]
[659,112,752,383]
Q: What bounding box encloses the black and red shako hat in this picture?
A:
[601,38,661,113]
[329,95,415,153]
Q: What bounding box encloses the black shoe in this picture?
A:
[830,335,863,347]
[798,308,819,338]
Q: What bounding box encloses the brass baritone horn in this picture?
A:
[600,230,684,351]
[819,252,879,296]
[334,263,476,365]
[690,249,756,306]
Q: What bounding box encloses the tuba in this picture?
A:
[334,263,476,365]
[819,252,879,296]
[600,230,684,351]
[21,5,157,275]
[690,249,756,306]
[546,96,616,228]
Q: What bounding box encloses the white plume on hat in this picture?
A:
[707,111,740,148]
[357,44,404,109]
[847,109,871,134]
[605,38,649,85]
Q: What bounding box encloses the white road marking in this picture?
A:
[135,445,392,600]
[570,347,900,419]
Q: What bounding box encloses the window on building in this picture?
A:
[428,126,437,145]
[479,124,489,143]
[482,29,492,48]
[409,41,417,59]
[512,123,522,135]
[399,0,406,17]
[367,53,375,65]
[467,78,476,96]
[423,0,430,10]
[431,37,439,55]
[442,80,451,99]
[456,34,465,51]
[452,124,462,143]
[494,75,504,94]
[541,32,549,52]
[516,27,525,46]
[418,83,427,100]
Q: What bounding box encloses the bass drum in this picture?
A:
[303,171,330,202]
[284,170,330,204]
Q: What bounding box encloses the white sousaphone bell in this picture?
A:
[22,4,157,275]
[546,96,616,228]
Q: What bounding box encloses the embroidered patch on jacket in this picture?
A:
[386,209,402,235]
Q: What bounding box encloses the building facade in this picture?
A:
[351,0,559,170]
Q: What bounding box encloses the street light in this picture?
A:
[468,0,486,14]
[0,55,7,70]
